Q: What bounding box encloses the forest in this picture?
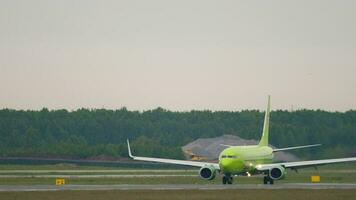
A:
[0,108,355,160]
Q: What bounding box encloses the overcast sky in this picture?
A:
[1,0,355,111]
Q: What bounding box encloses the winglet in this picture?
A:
[127,139,134,158]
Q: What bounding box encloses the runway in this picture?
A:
[0,183,356,192]
[0,175,196,178]
[0,170,196,173]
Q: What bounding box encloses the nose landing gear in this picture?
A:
[222,175,233,184]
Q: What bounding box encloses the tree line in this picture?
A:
[0,108,355,159]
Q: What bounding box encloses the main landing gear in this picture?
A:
[263,176,274,185]
[222,175,233,184]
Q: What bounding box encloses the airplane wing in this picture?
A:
[127,140,220,169]
[256,157,356,171]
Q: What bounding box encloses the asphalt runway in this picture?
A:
[0,170,195,173]
[0,175,196,178]
[0,183,355,192]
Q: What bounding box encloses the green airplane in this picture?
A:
[127,96,356,184]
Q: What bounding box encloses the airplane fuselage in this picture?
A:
[219,145,273,175]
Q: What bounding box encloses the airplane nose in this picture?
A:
[219,157,244,174]
[220,158,233,172]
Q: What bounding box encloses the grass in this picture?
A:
[0,189,356,200]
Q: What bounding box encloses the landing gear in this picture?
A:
[222,175,233,185]
[263,176,274,185]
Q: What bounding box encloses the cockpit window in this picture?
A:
[221,155,237,158]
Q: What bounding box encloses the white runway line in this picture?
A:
[0,169,196,173]
[0,174,197,178]
[0,183,356,192]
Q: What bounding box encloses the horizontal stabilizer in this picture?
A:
[273,144,321,152]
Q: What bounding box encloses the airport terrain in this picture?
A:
[0,163,354,185]
[0,159,355,200]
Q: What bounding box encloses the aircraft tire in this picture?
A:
[269,178,274,185]
[227,176,233,184]
[222,176,227,184]
[263,176,268,184]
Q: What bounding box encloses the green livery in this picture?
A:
[219,95,273,175]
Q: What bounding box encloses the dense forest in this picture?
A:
[0,108,355,160]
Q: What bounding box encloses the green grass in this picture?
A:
[0,189,356,200]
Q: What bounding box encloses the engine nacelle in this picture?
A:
[269,165,286,180]
[199,166,216,180]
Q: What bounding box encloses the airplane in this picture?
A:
[127,96,356,184]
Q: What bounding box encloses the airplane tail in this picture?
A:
[258,95,271,146]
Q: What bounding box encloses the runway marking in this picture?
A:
[0,175,197,178]
[0,183,356,192]
[0,170,196,173]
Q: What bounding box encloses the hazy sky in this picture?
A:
[1,0,356,111]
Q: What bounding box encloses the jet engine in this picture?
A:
[199,166,216,180]
[269,165,286,180]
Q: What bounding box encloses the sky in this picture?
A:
[1,0,356,111]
